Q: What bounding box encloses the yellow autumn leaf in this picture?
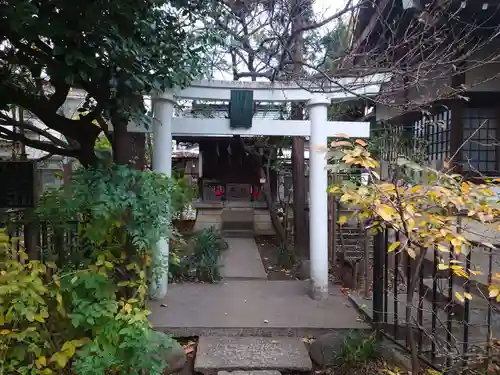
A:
[437,263,449,270]
[388,241,400,253]
[379,183,396,192]
[329,186,340,194]
[464,292,473,300]
[407,248,416,259]
[453,268,469,278]
[437,244,448,252]
[0,329,10,335]
[371,170,380,180]
[461,182,471,194]
[124,303,133,313]
[407,218,416,232]
[489,288,499,298]
[53,275,61,287]
[455,292,465,302]
[408,185,422,193]
[61,341,77,358]
[338,216,348,225]
[451,238,462,247]
[375,204,395,221]
[51,352,69,368]
[36,356,47,369]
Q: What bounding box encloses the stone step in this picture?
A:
[194,336,312,375]
[222,221,255,231]
[221,209,254,222]
[222,229,255,238]
[218,371,281,375]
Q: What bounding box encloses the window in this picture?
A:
[412,110,451,164]
[462,108,497,173]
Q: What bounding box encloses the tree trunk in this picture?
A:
[111,121,146,169]
[289,0,309,259]
[62,158,73,186]
[261,167,287,243]
[291,134,307,258]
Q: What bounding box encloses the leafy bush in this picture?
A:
[36,164,180,298]
[170,172,197,221]
[37,164,173,253]
[170,227,228,283]
[277,242,296,269]
[0,164,191,373]
[334,332,378,370]
[0,249,174,375]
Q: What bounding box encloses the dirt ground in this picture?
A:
[255,235,297,280]
[174,220,195,234]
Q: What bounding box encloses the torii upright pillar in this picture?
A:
[307,96,330,300]
[150,91,175,300]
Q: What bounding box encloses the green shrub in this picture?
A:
[170,226,228,283]
[0,249,175,375]
[190,227,228,282]
[0,164,192,373]
[334,332,379,370]
[277,243,296,269]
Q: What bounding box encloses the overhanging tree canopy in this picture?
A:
[0,0,218,166]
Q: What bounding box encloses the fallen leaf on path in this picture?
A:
[301,337,315,344]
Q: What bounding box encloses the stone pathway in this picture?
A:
[148,279,369,337]
[221,238,267,279]
[149,234,370,374]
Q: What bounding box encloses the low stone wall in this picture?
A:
[192,208,223,232]
[253,209,274,235]
[192,206,275,235]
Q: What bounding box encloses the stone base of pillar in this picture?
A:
[309,281,328,300]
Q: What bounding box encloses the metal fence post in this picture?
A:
[372,229,385,332]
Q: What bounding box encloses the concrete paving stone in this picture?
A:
[221,238,267,279]
[218,371,281,375]
[148,280,370,337]
[194,336,312,374]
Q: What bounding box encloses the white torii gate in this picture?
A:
[140,79,378,301]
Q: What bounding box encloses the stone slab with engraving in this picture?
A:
[194,336,312,375]
[218,371,281,375]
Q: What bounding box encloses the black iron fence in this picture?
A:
[328,198,373,292]
[370,228,500,373]
[1,210,81,266]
